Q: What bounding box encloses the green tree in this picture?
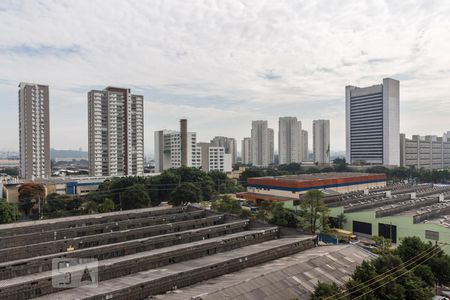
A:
[299,189,330,234]
[84,200,98,214]
[413,265,435,287]
[120,184,151,210]
[169,182,201,206]
[269,203,301,228]
[0,199,21,224]
[372,235,393,255]
[18,183,46,217]
[332,213,347,229]
[311,282,341,300]
[208,170,243,194]
[278,163,302,174]
[45,193,71,212]
[98,198,115,213]
[211,195,242,214]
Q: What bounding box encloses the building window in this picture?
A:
[425,230,439,241]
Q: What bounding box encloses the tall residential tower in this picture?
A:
[251,120,272,167]
[346,78,400,166]
[313,120,330,164]
[88,87,144,176]
[18,82,50,179]
[278,117,302,164]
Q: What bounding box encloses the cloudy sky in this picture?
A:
[1,0,450,156]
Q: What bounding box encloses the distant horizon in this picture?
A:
[1,2,450,155]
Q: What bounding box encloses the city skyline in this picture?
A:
[1,1,450,154]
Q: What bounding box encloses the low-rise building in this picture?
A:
[327,184,450,254]
[400,133,450,170]
[198,143,232,172]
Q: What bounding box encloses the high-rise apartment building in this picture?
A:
[301,129,309,161]
[268,128,274,164]
[211,136,237,165]
[88,87,144,176]
[278,117,302,164]
[154,130,201,172]
[250,121,272,167]
[313,120,330,164]
[18,82,50,179]
[400,133,450,170]
[241,137,252,165]
[346,78,400,166]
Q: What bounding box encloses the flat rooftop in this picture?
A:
[249,172,383,183]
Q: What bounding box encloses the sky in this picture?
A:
[1,0,450,157]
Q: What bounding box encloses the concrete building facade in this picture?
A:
[211,136,237,165]
[88,87,144,176]
[18,83,51,179]
[278,117,302,165]
[301,129,309,162]
[154,130,201,172]
[313,120,330,164]
[346,78,400,166]
[268,128,274,164]
[400,133,450,170]
[251,121,271,167]
[241,137,252,165]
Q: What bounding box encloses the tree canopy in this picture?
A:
[169,182,201,206]
[0,199,21,224]
[299,189,329,234]
[120,184,151,210]
[18,182,45,217]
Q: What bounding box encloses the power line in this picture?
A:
[351,244,446,300]
[325,243,444,300]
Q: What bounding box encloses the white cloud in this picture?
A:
[0,0,449,155]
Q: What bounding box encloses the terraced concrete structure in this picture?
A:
[0,205,319,300]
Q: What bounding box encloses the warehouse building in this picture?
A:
[237,172,386,207]
[326,184,450,254]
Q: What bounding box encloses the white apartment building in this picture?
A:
[88,87,144,176]
[211,136,237,165]
[301,129,309,161]
[154,130,201,172]
[198,143,232,172]
[18,82,50,179]
[313,120,330,164]
[241,137,252,165]
[400,133,450,170]
[346,78,400,166]
[251,120,272,167]
[278,117,302,164]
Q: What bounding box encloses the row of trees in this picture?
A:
[0,167,243,223]
[311,236,450,300]
[86,167,244,210]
